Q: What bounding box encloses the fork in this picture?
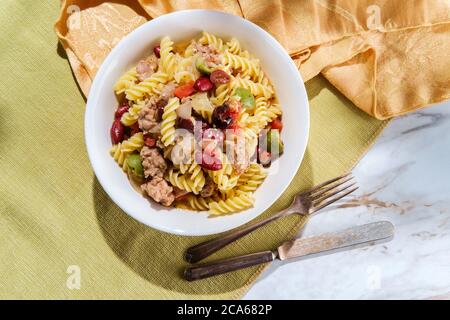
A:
[185,173,358,263]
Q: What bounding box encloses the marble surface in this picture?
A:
[244,100,450,300]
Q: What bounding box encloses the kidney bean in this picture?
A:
[153,45,161,58]
[115,101,130,120]
[194,77,213,92]
[110,120,125,144]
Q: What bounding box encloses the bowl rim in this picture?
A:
[85,9,310,236]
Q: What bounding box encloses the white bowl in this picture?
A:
[85,10,309,236]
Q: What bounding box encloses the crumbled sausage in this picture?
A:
[140,146,167,178]
[138,97,159,134]
[136,54,158,81]
[194,43,223,67]
[141,177,174,206]
[200,177,216,198]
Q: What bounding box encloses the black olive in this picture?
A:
[212,104,234,129]
[155,98,168,121]
[176,117,194,133]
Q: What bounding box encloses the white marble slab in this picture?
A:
[244,100,450,300]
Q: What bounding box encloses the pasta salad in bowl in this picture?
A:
[111,32,284,215]
[85,10,309,236]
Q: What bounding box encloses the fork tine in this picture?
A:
[313,182,357,204]
[309,175,354,200]
[298,172,352,197]
[311,186,359,213]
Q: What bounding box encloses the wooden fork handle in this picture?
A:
[184,251,275,281]
[185,211,287,263]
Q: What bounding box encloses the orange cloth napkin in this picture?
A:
[55,0,450,119]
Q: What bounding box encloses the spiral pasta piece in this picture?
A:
[232,76,273,99]
[114,67,138,94]
[266,103,282,120]
[224,51,259,79]
[208,191,254,215]
[226,37,250,58]
[120,100,145,127]
[161,97,180,146]
[110,144,128,167]
[158,36,176,78]
[207,154,240,191]
[110,132,144,168]
[199,31,226,51]
[173,55,197,84]
[184,41,196,58]
[211,82,233,106]
[179,161,206,191]
[125,72,169,102]
[182,195,211,211]
[121,132,144,152]
[254,97,270,121]
[237,164,268,192]
[166,169,204,194]
[238,98,270,134]
[253,67,271,87]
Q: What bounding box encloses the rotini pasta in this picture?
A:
[121,100,145,126]
[237,163,268,192]
[226,37,250,58]
[173,55,197,84]
[232,76,274,99]
[266,103,282,120]
[166,169,204,194]
[114,67,138,94]
[211,82,233,106]
[158,36,177,78]
[207,154,240,191]
[223,51,259,80]
[181,195,211,211]
[109,32,284,214]
[125,71,169,102]
[160,97,180,146]
[199,31,226,51]
[110,132,144,168]
[179,161,206,191]
[208,191,254,215]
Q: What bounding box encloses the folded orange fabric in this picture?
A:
[55,0,450,119]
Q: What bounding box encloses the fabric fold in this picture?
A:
[55,0,450,119]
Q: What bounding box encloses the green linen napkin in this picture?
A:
[0,1,386,299]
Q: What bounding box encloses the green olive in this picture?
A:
[127,154,144,177]
[234,87,255,110]
[267,129,284,155]
[195,57,212,75]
